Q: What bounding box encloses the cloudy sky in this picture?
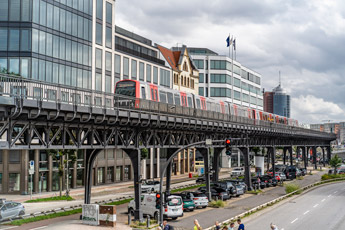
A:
[115,0,345,124]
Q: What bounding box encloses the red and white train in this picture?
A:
[114,79,298,127]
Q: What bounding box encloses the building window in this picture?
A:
[95,49,102,69]
[131,60,137,79]
[0,28,7,51]
[10,0,20,21]
[146,64,151,82]
[210,60,231,70]
[234,91,241,100]
[199,73,204,83]
[194,59,204,69]
[9,59,19,75]
[39,0,46,26]
[139,62,144,81]
[9,29,19,51]
[115,54,121,77]
[210,74,232,84]
[153,66,158,84]
[0,58,7,73]
[116,166,122,181]
[9,173,20,192]
[96,23,103,45]
[199,87,204,96]
[234,78,241,88]
[106,2,112,24]
[98,167,105,184]
[106,27,112,48]
[105,52,112,72]
[53,6,59,30]
[21,58,29,78]
[123,57,129,79]
[21,29,31,52]
[160,69,170,87]
[0,0,9,21]
[105,75,111,93]
[243,93,249,103]
[107,167,114,183]
[95,73,102,91]
[96,0,103,20]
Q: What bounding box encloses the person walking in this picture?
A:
[163,220,171,230]
[215,221,221,230]
[229,222,235,230]
[270,223,279,230]
[237,219,245,230]
[194,219,202,230]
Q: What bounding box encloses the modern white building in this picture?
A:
[188,48,263,110]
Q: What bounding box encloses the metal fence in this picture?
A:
[0,73,334,139]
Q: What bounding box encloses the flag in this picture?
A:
[226,36,233,47]
[233,39,236,50]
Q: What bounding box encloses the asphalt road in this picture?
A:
[245,181,345,230]
[172,170,325,229]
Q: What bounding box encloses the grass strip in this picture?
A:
[25,196,74,203]
[171,184,205,193]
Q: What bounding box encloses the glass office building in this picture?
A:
[272,84,290,118]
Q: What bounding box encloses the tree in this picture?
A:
[47,149,77,197]
[251,147,261,155]
[141,148,149,160]
[329,154,342,175]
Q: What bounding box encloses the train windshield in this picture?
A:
[115,81,136,97]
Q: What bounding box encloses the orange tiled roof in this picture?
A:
[157,44,179,71]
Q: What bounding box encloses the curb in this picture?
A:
[204,177,345,230]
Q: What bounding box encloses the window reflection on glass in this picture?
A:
[8,173,20,192]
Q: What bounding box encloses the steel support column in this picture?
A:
[289,146,293,166]
[303,146,308,168]
[124,149,142,221]
[270,147,276,177]
[312,146,317,170]
[84,149,101,204]
[283,147,287,165]
[212,148,223,182]
[165,148,178,196]
[322,147,326,167]
[266,148,270,172]
[239,147,252,191]
[327,146,332,162]
[198,148,211,200]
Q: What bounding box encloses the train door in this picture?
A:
[220,101,225,114]
[233,105,238,116]
[200,97,206,110]
[180,92,187,107]
[149,84,159,102]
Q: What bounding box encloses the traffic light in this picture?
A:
[155,193,161,209]
[225,139,232,156]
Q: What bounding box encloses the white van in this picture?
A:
[128,194,183,220]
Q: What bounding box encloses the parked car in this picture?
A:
[277,172,287,181]
[231,167,245,177]
[210,187,231,200]
[235,185,244,196]
[0,199,25,222]
[226,179,248,192]
[195,175,214,183]
[252,177,266,189]
[183,192,208,209]
[285,166,299,180]
[214,181,237,197]
[260,175,273,187]
[299,168,307,176]
[172,193,195,212]
[267,172,285,182]
[128,194,183,220]
[141,180,160,193]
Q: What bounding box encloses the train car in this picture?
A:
[114,79,299,129]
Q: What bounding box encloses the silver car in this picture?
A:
[235,185,244,196]
[0,200,25,221]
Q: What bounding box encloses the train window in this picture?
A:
[150,88,154,100]
[206,102,211,111]
[85,95,91,105]
[115,81,136,97]
[33,87,42,99]
[47,89,57,101]
[187,97,193,108]
[167,92,174,104]
[224,104,228,114]
[141,87,146,99]
[216,104,220,112]
[196,99,201,109]
[61,91,69,102]
[155,89,158,101]
[174,94,180,106]
[160,92,167,103]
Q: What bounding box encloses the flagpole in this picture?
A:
[228,33,231,58]
[231,35,234,103]
[234,37,237,60]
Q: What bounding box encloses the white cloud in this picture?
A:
[292,95,345,124]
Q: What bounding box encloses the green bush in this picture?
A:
[25,195,74,203]
[321,174,345,181]
[209,200,225,208]
[285,183,301,194]
[296,176,304,180]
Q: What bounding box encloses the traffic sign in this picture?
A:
[29,160,34,170]
[206,139,212,145]
[29,169,34,175]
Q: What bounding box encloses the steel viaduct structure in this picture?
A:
[0,75,336,221]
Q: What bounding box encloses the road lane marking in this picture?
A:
[303,210,310,215]
[313,204,319,208]
[322,199,326,202]
[291,218,298,224]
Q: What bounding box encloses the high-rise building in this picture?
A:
[263,83,290,118]
[188,48,263,110]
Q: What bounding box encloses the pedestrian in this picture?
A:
[215,221,221,230]
[194,219,202,230]
[222,226,228,230]
[156,227,162,230]
[270,223,279,230]
[163,220,171,230]
[229,222,235,230]
[237,219,245,230]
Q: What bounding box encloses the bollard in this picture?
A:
[146,216,150,228]
[128,213,131,225]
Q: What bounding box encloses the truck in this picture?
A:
[128,194,183,220]
[141,180,160,193]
